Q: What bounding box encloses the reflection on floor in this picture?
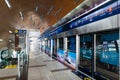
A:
[28,52,82,80]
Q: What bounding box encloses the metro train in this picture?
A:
[40,0,120,80]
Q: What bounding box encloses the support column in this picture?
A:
[57,39,59,50]
[50,39,53,57]
[76,35,80,70]
[64,37,68,53]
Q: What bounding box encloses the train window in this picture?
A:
[66,36,76,67]
[68,36,76,52]
[96,32,119,80]
[59,38,64,50]
[79,34,93,76]
[57,38,64,62]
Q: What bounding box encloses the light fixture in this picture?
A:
[47,6,54,15]
[5,0,11,9]
[9,30,12,33]
[9,39,12,43]
[54,8,63,16]
[66,0,111,24]
[21,16,24,20]
[0,39,3,42]
[19,11,23,17]
[19,11,24,20]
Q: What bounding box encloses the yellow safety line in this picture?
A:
[5,65,17,69]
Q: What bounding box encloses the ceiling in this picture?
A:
[0,0,84,33]
[0,0,85,48]
[0,0,108,48]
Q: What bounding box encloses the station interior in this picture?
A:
[0,0,120,80]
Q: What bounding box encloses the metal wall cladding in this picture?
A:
[55,14,119,38]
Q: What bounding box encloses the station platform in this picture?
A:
[28,52,82,80]
[0,68,17,80]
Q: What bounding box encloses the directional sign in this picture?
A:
[15,29,18,34]
[15,29,26,34]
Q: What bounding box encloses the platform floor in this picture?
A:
[0,68,17,80]
[28,52,82,80]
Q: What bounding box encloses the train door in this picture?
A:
[48,40,51,55]
[57,38,64,61]
[79,34,94,77]
[67,36,76,68]
[95,31,119,80]
[53,39,57,58]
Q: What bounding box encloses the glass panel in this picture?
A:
[79,34,93,76]
[68,36,76,52]
[59,38,64,50]
[96,31,119,80]
[65,36,76,67]
[57,38,64,61]
[53,39,57,57]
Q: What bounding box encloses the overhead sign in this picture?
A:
[18,30,26,34]
[15,29,26,34]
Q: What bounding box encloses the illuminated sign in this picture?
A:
[15,29,18,34]
[15,29,26,34]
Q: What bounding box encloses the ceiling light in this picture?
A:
[21,16,24,20]
[5,0,11,9]
[19,11,24,20]
[19,11,23,17]
[47,6,54,15]
[0,39,3,42]
[9,30,12,33]
[54,8,63,16]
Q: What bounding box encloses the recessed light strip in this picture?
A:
[47,6,54,15]
[5,0,11,8]
[19,11,24,20]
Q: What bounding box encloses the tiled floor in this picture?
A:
[28,52,82,80]
[0,68,17,80]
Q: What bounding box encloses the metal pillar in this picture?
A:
[64,37,68,53]
[50,39,53,57]
[57,39,59,50]
[76,35,80,70]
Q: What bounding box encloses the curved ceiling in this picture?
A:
[0,0,84,48]
[0,0,84,33]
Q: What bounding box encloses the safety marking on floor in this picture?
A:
[84,77,91,80]
[5,65,17,69]
[29,64,46,68]
[0,75,17,80]
[51,68,70,72]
